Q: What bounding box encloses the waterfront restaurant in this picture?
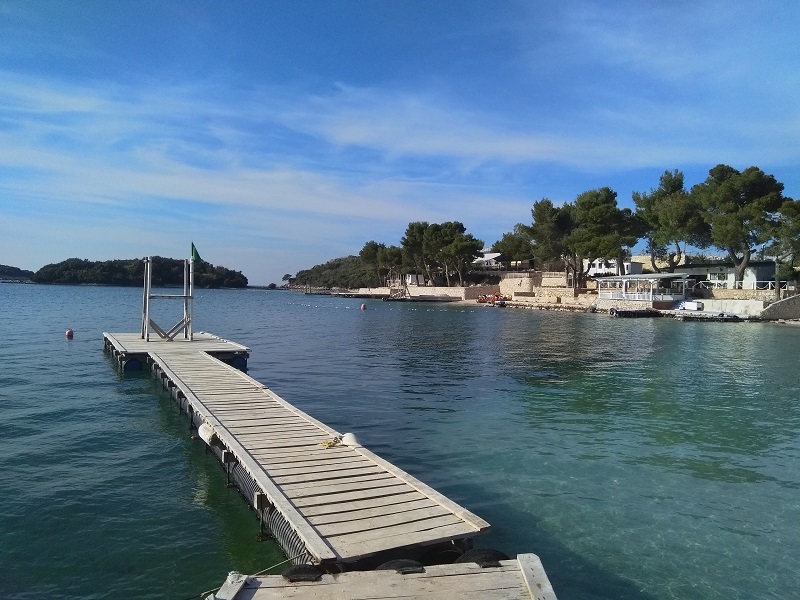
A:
[597,273,692,309]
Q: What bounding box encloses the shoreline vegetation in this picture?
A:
[289,165,799,293]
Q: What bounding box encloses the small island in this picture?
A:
[21,257,248,288]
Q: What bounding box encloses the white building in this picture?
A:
[597,273,691,303]
[474,252,503,268]
[677,261,775,289]
[584,259,643,277]
[404,273,426,286]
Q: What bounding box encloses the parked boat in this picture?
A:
[477,292,511,305]
[608,307,662,318]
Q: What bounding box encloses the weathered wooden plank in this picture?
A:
[202,413,297,423]
[290,484,412,508]
[241,559,538,599]
[299,491,427,517]
[200,408,290,417]
[264,456,373,474]
[247,567,522,596]
[201,410,288,418]
[216,406,307,415]
[330,521,478,559]
[249,446,354,461]
[240,438,328,450]
[350,444,491,533]
[315,505,455,537]
[280,473,398,496]
[226,419,317,429]
[232,418,322,430]
[220,415,312,425]
[200,395,276,402]
[326,513,463,543]
[229,429,327,448]
[228,428,324,441]
[271,465,386,485]
[517,554,558,600]
[307,497,438,525]
[200,397,279,404]
[231,429,325,441]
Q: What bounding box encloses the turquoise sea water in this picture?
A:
[1,284,799,599]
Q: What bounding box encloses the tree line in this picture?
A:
[492,164,798,287]
[31,257,248,288]
[293,221,484,289]
[293,163,798,290]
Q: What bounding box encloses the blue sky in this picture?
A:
[2,1,798,285]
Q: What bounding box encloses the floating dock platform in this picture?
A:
[212,553,557,600]
[103,331,490,569]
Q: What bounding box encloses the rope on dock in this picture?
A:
[250,552,310,576]
[181,552,309,600]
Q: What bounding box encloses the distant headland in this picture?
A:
[6,257,247,288]
[0,264,35,282]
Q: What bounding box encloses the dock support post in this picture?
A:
[255,492,274,542]
[223,451,237,488]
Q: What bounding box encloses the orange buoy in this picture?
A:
[65,328,74,339]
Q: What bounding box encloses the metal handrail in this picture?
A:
[598,291,685,301]
[696,280,789,290]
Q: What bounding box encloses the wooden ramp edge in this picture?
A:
[103,331,490,566]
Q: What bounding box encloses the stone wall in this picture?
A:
[353,287,391,296]
[499,272,577,294]
[704,289,777,301]
[500,272,542,292]
[500,276,537,295]
[407,286,466,300]
[512,287,596,308]
[513,286,586,299]
[541,272,567,287]
[697,298,768,317]
[595,298,654,311]
[759,294,800,320]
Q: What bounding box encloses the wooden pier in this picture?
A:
[103,331,490,568]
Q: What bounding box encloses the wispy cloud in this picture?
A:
[1,1,799,283]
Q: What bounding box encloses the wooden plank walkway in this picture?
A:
[103,331,490,566]
[103,331,250,371]
[214,554,557,600]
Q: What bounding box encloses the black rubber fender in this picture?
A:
[282,564,324,582]
[420,546,464,565]
[375,559,425,574]
[453,548,510,568]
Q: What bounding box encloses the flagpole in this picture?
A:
[189,256,194,340]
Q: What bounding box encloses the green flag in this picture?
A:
[191,243,202,262]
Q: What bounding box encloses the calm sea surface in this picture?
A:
[1,283,798,599]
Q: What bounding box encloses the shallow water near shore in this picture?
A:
[1,283,799,599]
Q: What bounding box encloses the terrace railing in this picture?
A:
[696,280,790,290]
[598,291,684,301]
